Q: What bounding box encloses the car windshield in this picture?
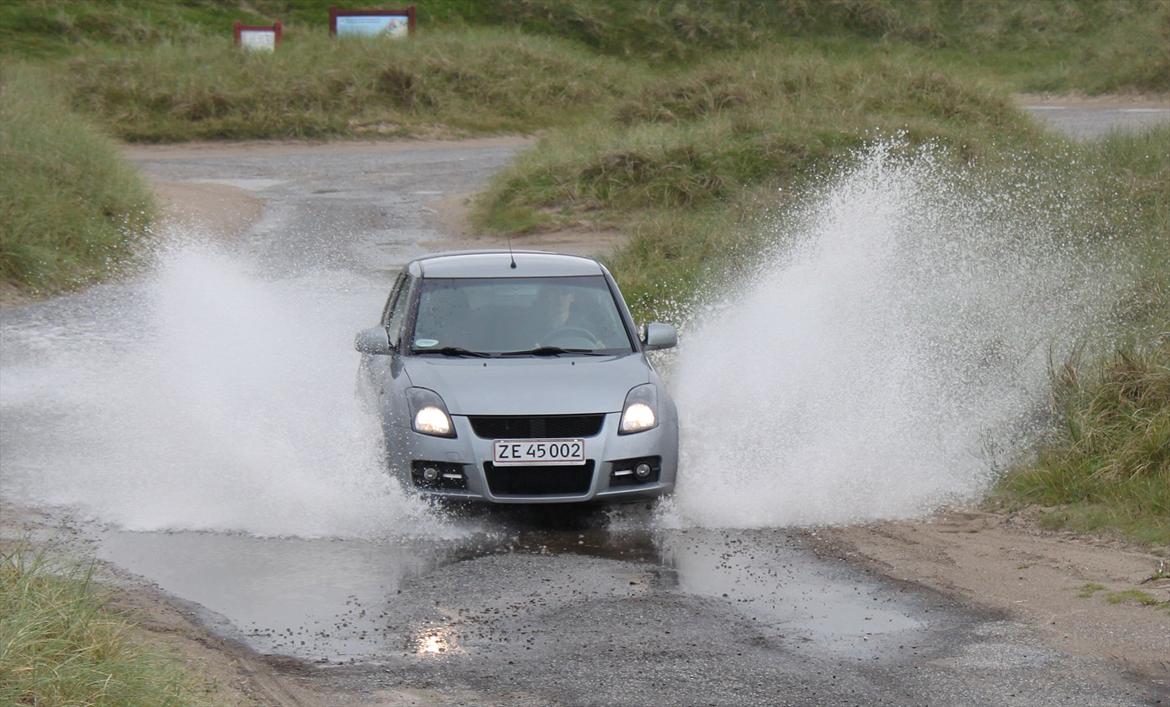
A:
[409,276,634,356]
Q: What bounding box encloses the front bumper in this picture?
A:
[389,412,677,504]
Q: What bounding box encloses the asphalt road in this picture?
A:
[1020,99,1170,140]
[1,109,1167,706]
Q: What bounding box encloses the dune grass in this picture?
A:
[64,28,639,141]
[0,64,155,294]
[472,48,1042,315]
[988,128,1170,548]
[0,547,215,706]
[5,1,1167,94]
[995,341,1170,547]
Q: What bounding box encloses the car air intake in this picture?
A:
[483,461,594,496]
[469,415,605,439]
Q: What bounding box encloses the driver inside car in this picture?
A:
[538,286,603,349]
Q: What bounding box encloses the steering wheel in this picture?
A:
[542,326,601,349]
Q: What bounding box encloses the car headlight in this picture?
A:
[619,383,658,435]
[407,387,456,438]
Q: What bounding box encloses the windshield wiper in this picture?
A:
[498,346,608,357]
[413,346,491,358]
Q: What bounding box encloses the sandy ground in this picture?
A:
[821,510,1170,684]
[147,179,263,240]
[118,136,532,161]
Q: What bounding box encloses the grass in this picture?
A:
[991,128,1170,548]
[0,547,215,706]
[1077,583,1106,598]
[4,1,1167,93]
[0,64,155,293]
[1104,588,1165,608]
[65,28,638,141]
[994,338,1170,547]
[1075,584,1168,614]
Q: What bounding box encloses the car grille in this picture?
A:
[483,461,594,496]
[469,415,605,439]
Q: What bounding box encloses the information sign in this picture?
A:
[233,21,282,51]
[330,7,416,37]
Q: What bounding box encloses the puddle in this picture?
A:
[98,519,927,664]
[98,530,457,660]
[193,178,287,191]
[656,529,924,657]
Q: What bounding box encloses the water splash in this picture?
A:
[0,237,447,538]
[668,142,1121,528]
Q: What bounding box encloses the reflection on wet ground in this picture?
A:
[99,505,923,665]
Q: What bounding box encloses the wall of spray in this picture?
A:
[667,143,1121,527]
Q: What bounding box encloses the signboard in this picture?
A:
[330,7,416,37]
[234,21,282,51]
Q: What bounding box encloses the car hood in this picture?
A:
[403,354,651,415]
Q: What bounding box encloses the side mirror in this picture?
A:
[643,322,677,351]
[355,327,394,355]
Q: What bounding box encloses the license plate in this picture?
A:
[492,438,585,466]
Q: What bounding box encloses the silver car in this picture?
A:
[355,250,679,504]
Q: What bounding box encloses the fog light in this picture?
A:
[634,463,652,480]
[422,466,440,482]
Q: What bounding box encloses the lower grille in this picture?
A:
[484,461,594,496]
[470,415,605,439]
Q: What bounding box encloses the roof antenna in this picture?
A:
[507,234,517,269]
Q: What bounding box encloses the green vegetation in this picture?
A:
[1104,588,1166,608]
[4,1,1167,93]
[1077,583,1106,598]
[66,29,635,141]
[0,0,1164,147]
[473,48,1042,309]
[992,129,1170,549]
[0,64,154,293]
[0,547,214,706]
[995,338,1170,547]
[1075,584,1168,613]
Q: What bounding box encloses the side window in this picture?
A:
[384,275,415,348]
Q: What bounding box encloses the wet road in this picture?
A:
[94,512,1160,705]
[1021,99,1170,140]
[2,116,1167,705]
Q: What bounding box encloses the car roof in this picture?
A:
[409,250,605,279]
